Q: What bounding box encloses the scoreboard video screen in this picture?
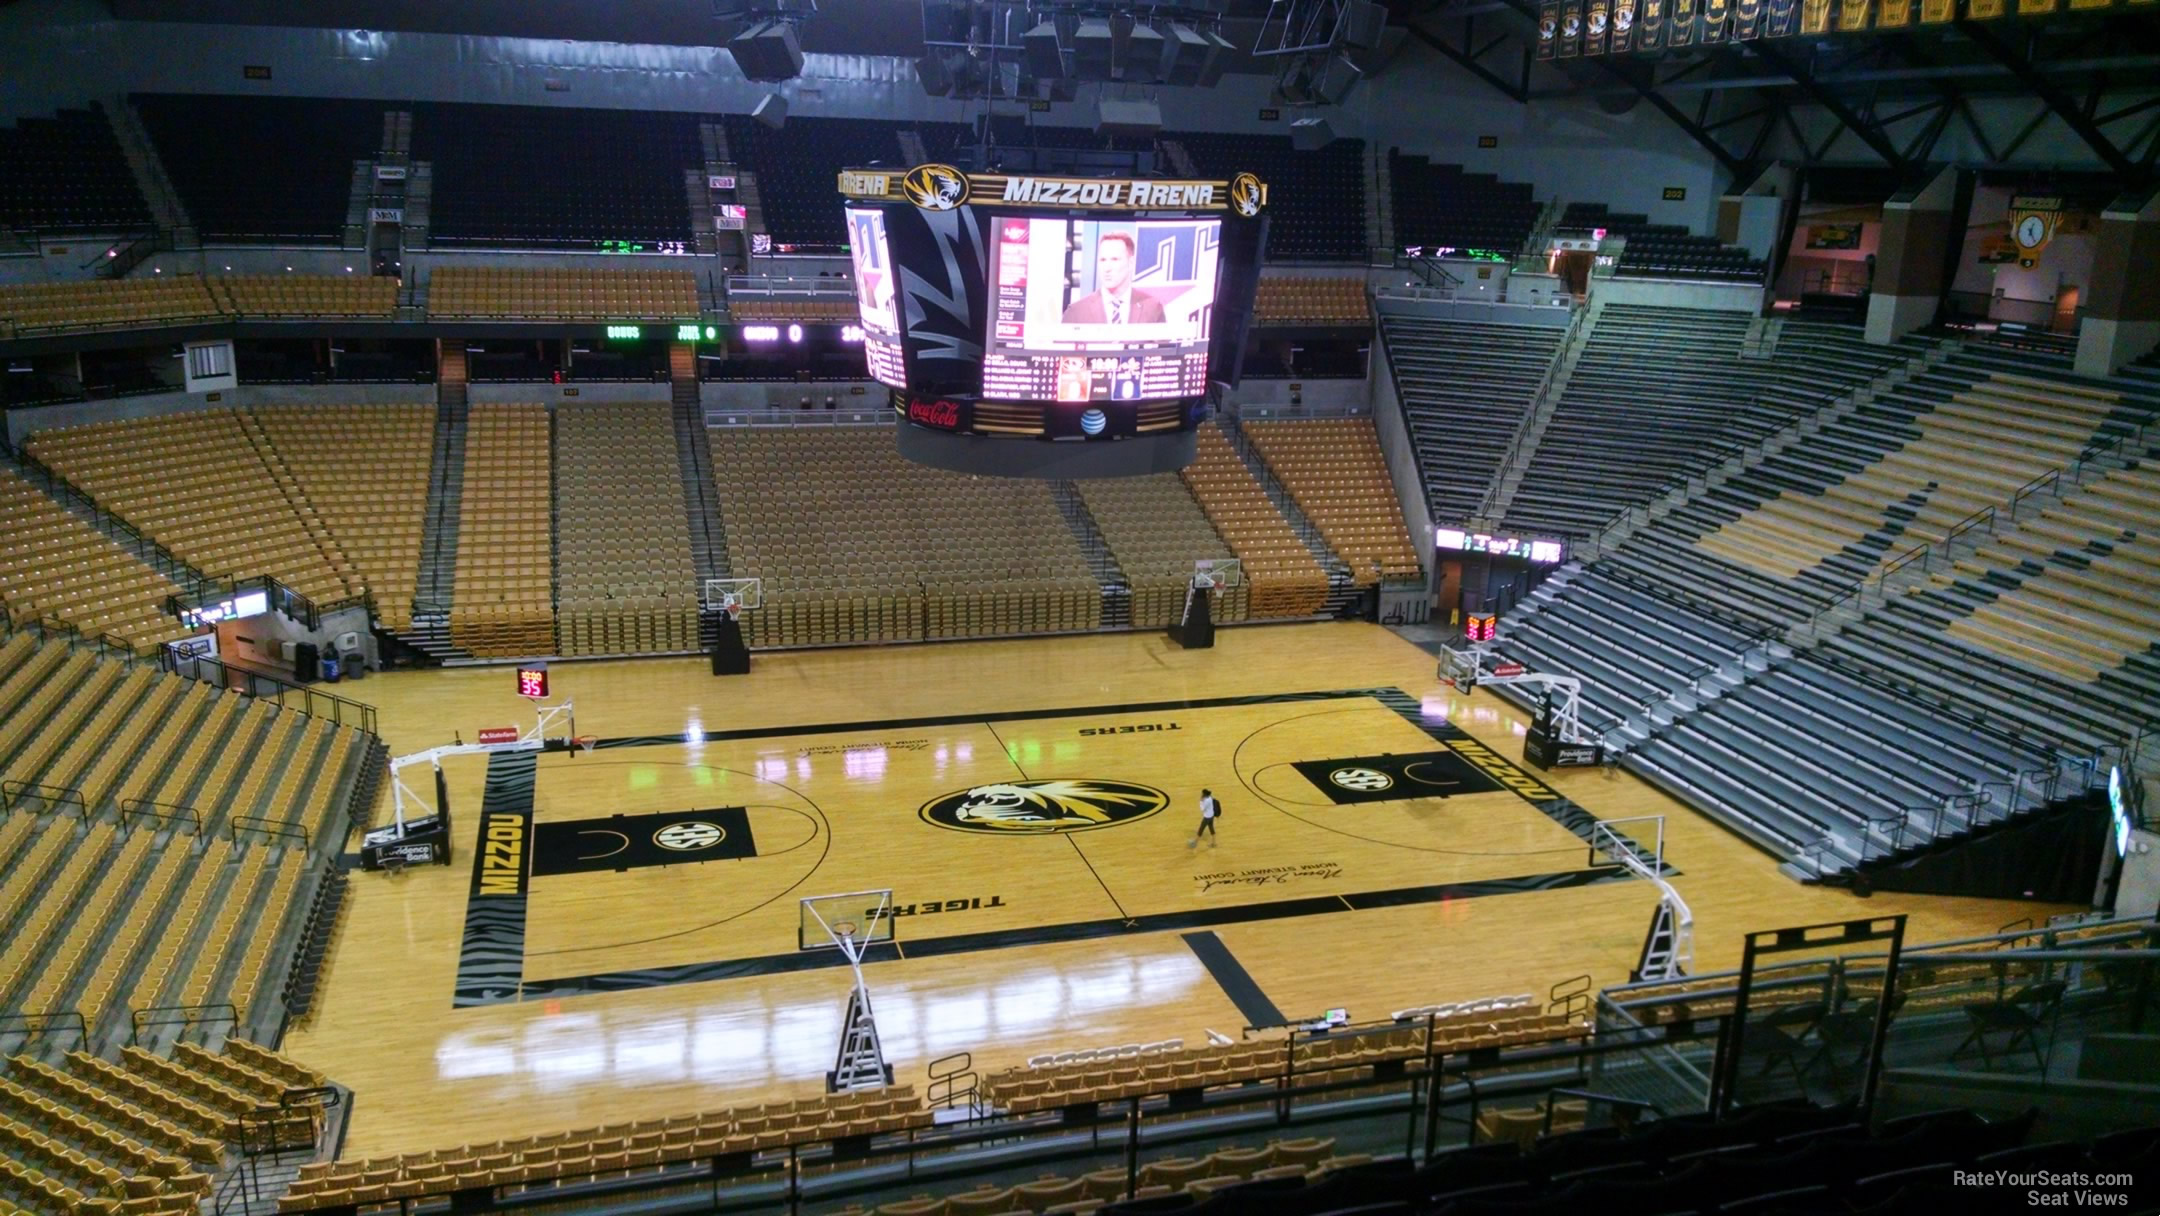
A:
[844,206,907,391]
[982,216,1220,403]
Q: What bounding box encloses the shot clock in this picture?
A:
[516,663,549,699]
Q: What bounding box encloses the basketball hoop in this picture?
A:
[574,735,597,756]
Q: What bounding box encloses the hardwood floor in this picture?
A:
[283,623,2069,1158]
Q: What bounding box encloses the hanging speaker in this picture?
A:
[1290,116,1337,150]
[1024,20,1067,77]
[1159,25,1210,86]
[1196,30,1237,87]
[728,20,804,82]
[1095,100,1162,138]
[1073,19,1114,79]
[916,51,955,96]
[1122,22,1165,82]
[1341,0,1388,49]
[753,93,788,129]
[1313,53,1363,104]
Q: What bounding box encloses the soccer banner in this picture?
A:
[1700,0,1731,40]
[1876,0,1913,25]
[1669,0,1697,45]
[1637,0,1667,48]
[1586,0,1611,53]
[1731,0,1764,38]
[1964,0,2006,13]
[1838,0,1872,28]
[1558,0,1585,55]
[1611,0,1639,52]
[1537,0,1560,57]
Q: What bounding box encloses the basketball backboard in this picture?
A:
[799,889,896,952]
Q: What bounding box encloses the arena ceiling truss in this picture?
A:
[1404,0,2160,186]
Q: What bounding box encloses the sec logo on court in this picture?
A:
[920,780,1169,835]
[1329,767,1394,792]
[652,821,727,851]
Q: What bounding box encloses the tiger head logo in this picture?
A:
[903,164,970,211]
[1230,172,1266,219]
[920,779,1170,834]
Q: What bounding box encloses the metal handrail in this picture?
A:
[162,650,379,735]
[230,816,309,849]
[120,798,202,835]
[1,780,88,821]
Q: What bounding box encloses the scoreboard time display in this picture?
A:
[516,663,549,699]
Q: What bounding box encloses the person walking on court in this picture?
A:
[1190,788,1222,848]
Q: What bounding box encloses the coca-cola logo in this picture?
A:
[908,398,962,429]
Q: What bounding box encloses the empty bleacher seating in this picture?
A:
[450,404,555,657]
[426,266,697,320]
[1243,417,1423,585]
[1561,201,1766,283]
[555,404,698,655]
[213,275,397,318]
[1380,312,1565,524]
[132,95,385,243]
[1179,424,1331,618]
[1072,474,1250,629]
[277,1085,928,1212]
[25,412,361,604]
[709,425,1098,647]
[247,405,434,633]
[0,104,152,236]
[1390,154,1541,255]
[411,102,701,248]
[1252,277,1370,326]
[728,294,859,323]
[0,466,194,654]
[723,115,902,249]
[1175,132,1368,262]
[0,278,221,335]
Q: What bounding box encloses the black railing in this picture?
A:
[231,815,308,849]
[1,780,88,821]
[121,798,202,836]
[160,650,378,735]
[0,1011,88,1045]
[129,1003,238,1046]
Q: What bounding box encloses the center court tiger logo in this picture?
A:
[920,780,1169,835]
[652,821,726,851]
[903,164,969,211]
[1230,173,1265,219]
[1329,767,1394,792]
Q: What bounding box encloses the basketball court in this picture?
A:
[285,622,2068,1158]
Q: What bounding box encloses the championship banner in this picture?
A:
[837,166,1267,216]
[1669,0,1697,45]
[1699,0,1730,42]
[1731,0,1764,40]
[1875,0,1913,25]
[1918,0,1955,20]
[1963,0,2006,13]
[1586,0,1611,54]
[1637,0,1667,48]
[1768,0,1804,35]
[2008,195,2064,268]
[2066,0,2115,9]
[1611,0,1639,51]
[1807,222,1864,249]
[1558,0,1585,55]
[2016,0,2061,12]
[1537,0,1560,57]
[1838,0,1872,29]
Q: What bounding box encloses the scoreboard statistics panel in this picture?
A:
[982,216,1220,403]
[844,207,907,391]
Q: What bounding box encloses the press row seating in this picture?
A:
[1179,424,1330,617]
[450,404,555,656]
[1072,474,1251,628]
[1242,417,1422,584]
[0,467,193,654]
[249,405,434,632]
[555,404,698,655]
[281,1085,929,1211]
[426,267,698,320]
[25,411,361,604]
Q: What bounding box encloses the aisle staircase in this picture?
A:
[406,386,471,661]
[1215,415,1358,615]
[1049,482,1132,628]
